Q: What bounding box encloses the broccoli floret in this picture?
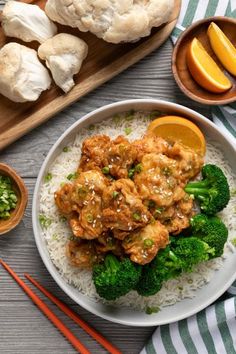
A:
[135,261,164,297]
[136,247,179,296]
[136,237,214,297]
[185,164,230,215]
[92,254,141,300]
[190,214,228,257]
[172,237,215,272]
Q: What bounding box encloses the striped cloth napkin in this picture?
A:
[142,1,236,353]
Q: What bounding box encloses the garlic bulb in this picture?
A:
[0,43,51,102]
[38,33,88,93]
[1,1,57,44]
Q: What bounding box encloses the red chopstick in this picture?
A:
[0,260,90,354]
[24,273,122,354]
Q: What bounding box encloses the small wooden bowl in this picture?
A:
[172,16,236,105]
[0,163,28,235]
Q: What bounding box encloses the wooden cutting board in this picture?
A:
[0,0,181,151]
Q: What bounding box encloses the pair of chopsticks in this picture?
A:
[0,260,121,354]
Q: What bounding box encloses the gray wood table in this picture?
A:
[0,39,210,354]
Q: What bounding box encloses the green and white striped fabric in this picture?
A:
[172,0,236,141]
[142,283,236,354]
[142,294,236,354]
[142,2,236,353]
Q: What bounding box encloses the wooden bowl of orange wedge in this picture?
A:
[172,16,236,105]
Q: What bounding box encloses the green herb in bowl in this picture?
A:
[0,175,18,219]
[0,163,28,235]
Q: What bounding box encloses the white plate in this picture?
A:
[32,99,236,327]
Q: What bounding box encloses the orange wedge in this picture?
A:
[207,22,236,76]
[186,37,232,93]
[147,116,206,156]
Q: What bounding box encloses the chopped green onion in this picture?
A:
[102,166,110,175]
[0,175,18,219]
[113,114,122,125]
[154,207,164,218]
[128,164,142,179]
[135,163,142,173]
[125,110,135,121]
[133,212,141,221]
[231,189,236,197]
[88,124,95,131]
[112,191,119,199]
[59,216,67,222]
[39,214,52,229]
[143,239,154,248]
[44,172,52,182]
[155,207,164,214]
[86,214,93,223]
[148,200,156,209]
[69,235,77,241]
[107,174,115,181]
[161,167,172,176]
[63,146,69,152]
[231,238,236,247]
[77,187,88,198]
[106,237,115,247]
[67,172,78,181]
[124,127,132,135]
[145,306,160,315]
[128,168,135,179]
[147,111,162,120]
[52,234,58,240]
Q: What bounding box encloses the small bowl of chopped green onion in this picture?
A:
[0,163,28,235]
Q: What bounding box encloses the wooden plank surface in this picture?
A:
[0,0,181,151]
[0,40,210,354]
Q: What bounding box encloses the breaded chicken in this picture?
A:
[133,134,170,161]
[55,183,75,215]
[104,135,137,178]
[79,135,111,172]
[66,239,103,268]
[122,220,169,265]
[153,193,194,234]
[134,153,185,207]
[56,128,203,269]
[55,170,108,239]
[95,232,124,257]
[102,179,151,239]
[167,142,203,183]
[79,135,137,178]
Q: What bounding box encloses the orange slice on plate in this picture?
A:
[186,37,232,93]
[148,115,206,156]
[207,22,236,76]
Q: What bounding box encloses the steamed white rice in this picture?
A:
[39,111,236,311]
